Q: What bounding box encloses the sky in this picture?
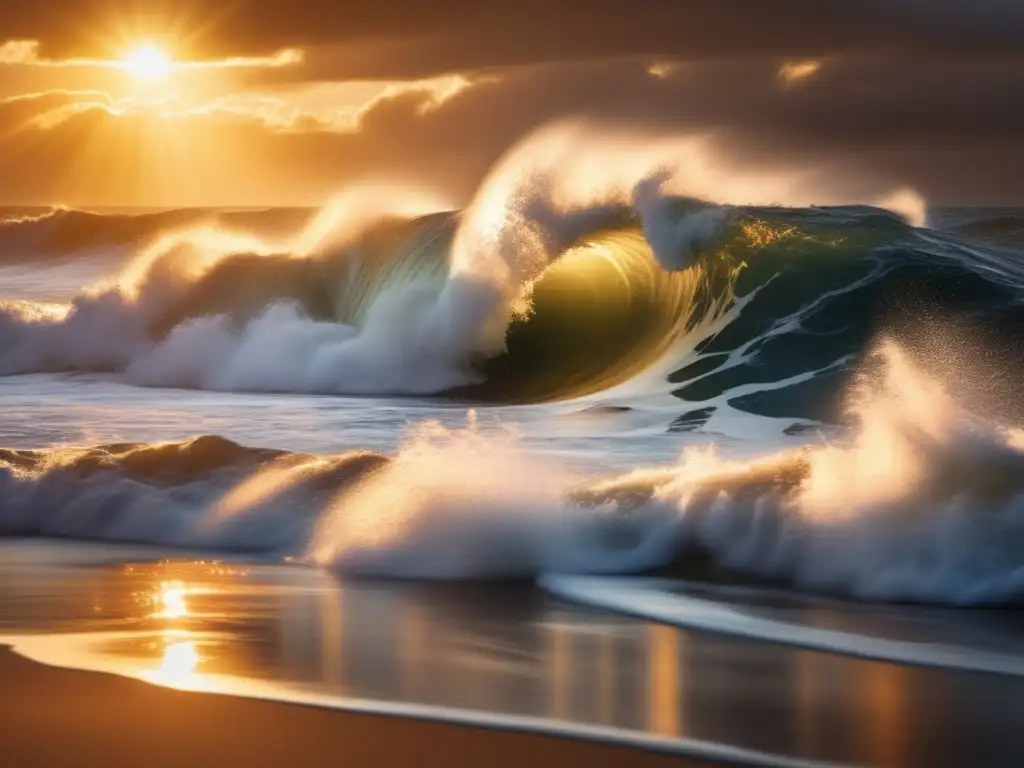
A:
[1,1,1023,207]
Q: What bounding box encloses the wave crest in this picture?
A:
[0,128,1021,414]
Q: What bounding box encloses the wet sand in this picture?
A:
[0,648,707,768]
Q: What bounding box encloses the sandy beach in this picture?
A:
[0,648,708,768]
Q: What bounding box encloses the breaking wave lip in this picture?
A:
[0,185,742,403]
[4,342,1024,607]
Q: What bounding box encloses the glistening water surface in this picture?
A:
[5,131,1024,766]
[3,542,1024,768]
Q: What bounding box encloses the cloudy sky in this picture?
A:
[1,1,1022,207]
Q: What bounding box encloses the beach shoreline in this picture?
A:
[0,647,709,768]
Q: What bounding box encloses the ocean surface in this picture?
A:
[3,160,1024,765]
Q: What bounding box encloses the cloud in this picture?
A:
[183,74,485,133]
[178,48,304,70]
[0,89,113,105]
[1,89,115,130]
[0,40,39,64]
[778,60,823,86]
[0,89,183,130]
[1,37,1024,205]
[0,38,303,72]
[22,99,123,130]
[4,2,1024,82]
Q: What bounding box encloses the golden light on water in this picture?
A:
[155,638,201,686]
[145,573,210,690]
[647,624,682,737]
[153,581,188,619]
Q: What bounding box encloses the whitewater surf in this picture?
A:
[2,127,1024,607]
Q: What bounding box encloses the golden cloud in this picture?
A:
[778,59,822,86]
[0,39,303,71]
[2,72,490,134]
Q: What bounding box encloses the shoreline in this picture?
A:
[0,647,713,768]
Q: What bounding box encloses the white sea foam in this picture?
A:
[2,334,1024,605]
[310,342,1024,604]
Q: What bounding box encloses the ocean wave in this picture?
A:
[933,207,1024,248]
[0,205,312,262]
[3,343,1024,605]
[1,198,1021,416]
[0,435,387,551]
[1,128,1023,420]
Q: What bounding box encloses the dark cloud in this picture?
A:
[2,1,1023,204]
[2,53,1023,206]
[3,1,1024,77]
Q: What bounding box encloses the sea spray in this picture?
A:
[312,342,1024,603]
[2,341,1024,603]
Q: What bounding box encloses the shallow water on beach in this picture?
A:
[3,541,1024,768]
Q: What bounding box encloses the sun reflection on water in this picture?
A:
[153,581,188,619]
[158,638,200,681]
[140,631,214,691]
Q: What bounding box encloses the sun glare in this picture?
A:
[153,581,188,618]
[122,43,173,80]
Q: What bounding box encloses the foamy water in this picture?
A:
[3,125,1024,765]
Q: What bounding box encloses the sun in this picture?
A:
[122,43,174,80]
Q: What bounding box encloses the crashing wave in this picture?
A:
[3,344,1024,605]
[3,125,1024,609]
[1,125,1023,420]
[0,198,1021,418]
